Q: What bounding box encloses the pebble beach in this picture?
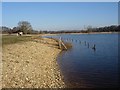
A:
[2,38,65,88]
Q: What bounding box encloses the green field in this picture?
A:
[2,35,33,46]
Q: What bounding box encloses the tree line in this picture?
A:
[1,21,120,34]
[86,25,120,33]
[1,21,33,34]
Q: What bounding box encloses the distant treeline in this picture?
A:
[1,25,120,34]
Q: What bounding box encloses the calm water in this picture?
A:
[46,33,118,88]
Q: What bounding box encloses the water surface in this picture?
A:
[46,33,118,88]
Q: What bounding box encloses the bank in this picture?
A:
[2,35,66,88]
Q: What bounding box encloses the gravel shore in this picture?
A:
[2,38,65,88]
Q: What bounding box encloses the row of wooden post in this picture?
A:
[61,37,96,50]
[50,37,96,51]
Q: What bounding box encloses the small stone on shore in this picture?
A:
[2,38,65,88]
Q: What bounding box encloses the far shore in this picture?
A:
[39,31,120,37]
[68,31,119,34]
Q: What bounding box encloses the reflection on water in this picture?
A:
[46,33,118,88]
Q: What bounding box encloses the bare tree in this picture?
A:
[18,21,33,34]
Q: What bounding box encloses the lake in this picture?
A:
[45,33,118,88]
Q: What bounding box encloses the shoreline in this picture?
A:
[38,32,119,37]
[2,31,119,37]
[68,32,119,34]
[2,37,66,88]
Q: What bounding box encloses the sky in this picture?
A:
[1,0,120,2]
[2,2,118,31]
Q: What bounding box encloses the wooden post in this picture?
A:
[88,43,89,48]
[59,37,62,49]
[92,44,96,50]
[61,42,67,50]
[59,37,67,50]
